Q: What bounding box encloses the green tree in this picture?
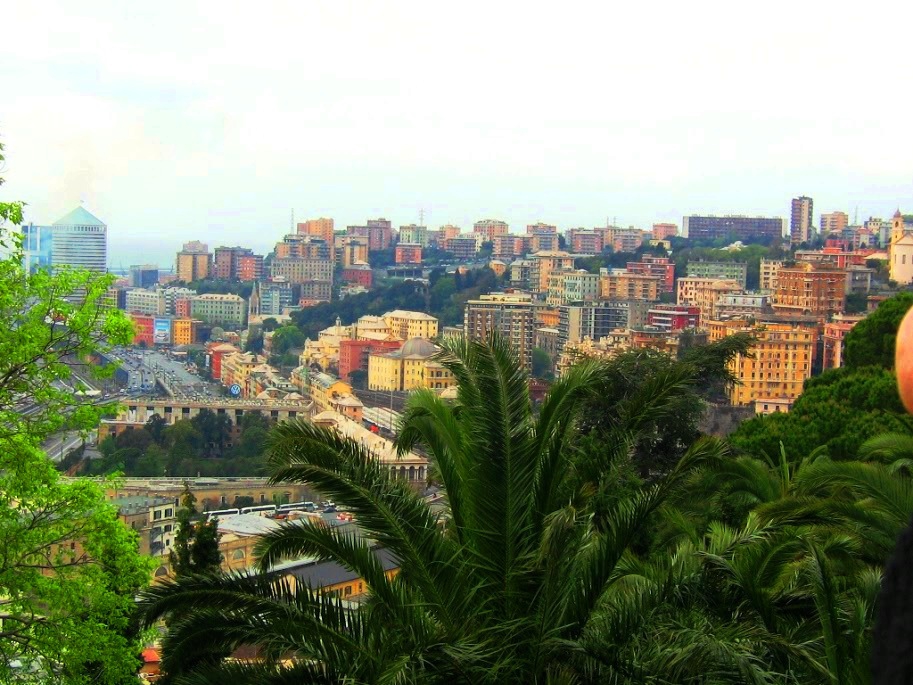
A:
[170,487,222,577]
[138,334,722,682]
[844,292,913,369]
[531,346,553,379]
[271,325,306,355]
[0,141,152,682]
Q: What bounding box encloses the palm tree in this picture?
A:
[138,334,724,683]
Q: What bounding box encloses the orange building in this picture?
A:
[652,223,678,240]
[395,244,422,264]
[771,263,846,320]
[237,254,264,282]
[173,318,201,346]
[822,315,863,369]
[529,251,575,294]
[599,270,660,301]
[297,217,335,244]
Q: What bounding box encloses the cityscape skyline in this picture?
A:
[3,2,912,266]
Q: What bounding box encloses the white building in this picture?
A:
[22,206,107,274]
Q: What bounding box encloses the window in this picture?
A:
[165,508,173,517]
[153,510,163,520]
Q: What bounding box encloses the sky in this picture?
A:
[2,0,912,268]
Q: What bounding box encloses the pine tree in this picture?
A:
[170,486,222,576]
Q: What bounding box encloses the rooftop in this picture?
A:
[53,206,106,227]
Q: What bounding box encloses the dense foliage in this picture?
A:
[137,331,901,683]
[66,409,272,478]
[844,292,913,369]
[0,141,153,683]
[731,293,913,460]
[170,488,222,577]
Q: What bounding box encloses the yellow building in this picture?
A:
[383,310,439,340]
[175,241,211,282]
[889,209,913,285]
[172,318,200,346]
[303,371,353,414]
[220,352,270,396]
[706,320,818,406]
[367,338,455,392]
[599,270,661,301]
[529,251,576,294]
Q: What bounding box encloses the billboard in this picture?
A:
[153,318,172,345]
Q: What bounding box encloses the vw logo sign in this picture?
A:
[229,384,242,396]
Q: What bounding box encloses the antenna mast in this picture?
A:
[290,209,295,232]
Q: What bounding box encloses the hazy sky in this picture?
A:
[2,1,911,267]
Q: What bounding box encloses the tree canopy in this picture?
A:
[844,292,913,369]
[0,140,152,683]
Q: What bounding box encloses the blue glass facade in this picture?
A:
[22,223,54,273]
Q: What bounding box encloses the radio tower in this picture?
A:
[419,208,425,226]
[290,209,295,232]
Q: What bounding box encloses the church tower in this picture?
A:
[891,208,906,247]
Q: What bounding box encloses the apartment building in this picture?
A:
[398,224,429,247]
[790,196,814,245]
[176,241,211,282]
[646,305,700,332]
[599,269,661,301]
[367,338,455,391]
[473,219,509,243]
[383,310,439,340]
[214,246,260,280]
[190,293,247,328]
[822,314,863,370]
[557,300,649,348]
[706,320,817,406]
[626,255,676,293]
[566,229,603,255]
[681,215,784,243]
[760,259,784,291]
[820,211,849,236]
[676,277,743,320]
[297,218,335,244]
[445,236,479,259]
[652,223,678,240]
[685,261,748,288]
[546,270,600,306]
[464,292,537,369]
[771,263,847,320]
[395,243,423,264]
[529,251,576,295]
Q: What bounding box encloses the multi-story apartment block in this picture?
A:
[126,288,166,316]
[527,222,557,236]
[599,269,661,301]
[270,253,333,294]
[790,196,814,245]
[172,318,201,346]
[493,235,532,260]
[464,292,537,369]
[598,226,644,253]
[237,254,264,282]
[676,277,743,320]
[685,261,748,288]
[364,219,394,251]
[771,263,847,320]
[566,229,603,255]
[473,219,509,243]
[864,217,890,247]
[707,320,817,407]
[275,234,331,260]
[531,233,559,252]
[116,496,177,558]
[626,255,676,293]
[646,305,701,332]
[176,241,212,282]
[383,310,439,340]
[820,211,849,236]
[249,279,294,317]
[336,235,369,268]
[445,236,479,260]
[760,259,784,291]
[214,246,260,280]
[398,224,429,247]
[395,243,422,264]
[546,270,600,306]
[714,293,770,320]
[190,293,246,328]
[21,206,108,275]
[510,259,534,291]
[339,338,402,381]
[529,251,575,295]
[652,223,678,240]
[557,300,650,349]
[681,215,784,243]
[297,218,335,245]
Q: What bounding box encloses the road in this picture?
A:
[43,430,89,462]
